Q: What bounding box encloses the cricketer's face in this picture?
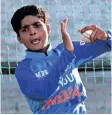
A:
[18,15,50,52]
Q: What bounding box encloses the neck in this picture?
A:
[27,44,49,55]
[41,44,49,53]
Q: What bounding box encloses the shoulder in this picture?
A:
[15,58,31,76]
[55,42,64,51]
[53,41,86,50]
[52,42,64,55]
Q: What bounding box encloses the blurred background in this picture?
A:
[1,0,111,114]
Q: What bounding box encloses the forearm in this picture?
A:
[72,30,111,66]
[62,32,74,52]
[61,18,74,52]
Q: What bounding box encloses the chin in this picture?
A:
[28,44,49,52]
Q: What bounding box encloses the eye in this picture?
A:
[21,28,28,32]
[34,23,42,28]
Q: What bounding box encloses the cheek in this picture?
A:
[20,32,29,38]
[40,29,48,39]
[19,34,29,43]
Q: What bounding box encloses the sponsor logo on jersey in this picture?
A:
[42,85,81,110]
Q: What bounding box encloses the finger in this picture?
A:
[61,21,64,32]
[61,18,68,33]
[96,33,104,40]
[79,25,97,33]
[63,18,68,30]
[93,30,102,41]
[90,28,99,42]
[100,31,108,40]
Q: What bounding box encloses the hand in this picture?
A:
[78,25,108,42]
[61,18,74,52]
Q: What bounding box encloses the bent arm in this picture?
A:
[73,30,111,66]
[56,30,111,67]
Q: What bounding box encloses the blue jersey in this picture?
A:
[15,30,111,114]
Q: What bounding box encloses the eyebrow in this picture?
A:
[21,21,41,29]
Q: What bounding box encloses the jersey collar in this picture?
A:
[25,44,53,59]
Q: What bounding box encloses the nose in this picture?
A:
[29,26,36,36]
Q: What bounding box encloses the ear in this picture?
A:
[46,25,51,35]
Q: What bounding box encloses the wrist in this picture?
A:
[105,30,112,40]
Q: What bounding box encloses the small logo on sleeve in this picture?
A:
[80,41,85,45]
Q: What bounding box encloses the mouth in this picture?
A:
[31,39,41,45]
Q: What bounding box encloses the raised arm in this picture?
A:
[56,25,111,67]
[73,25,111,66]
[61,18,74,52]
